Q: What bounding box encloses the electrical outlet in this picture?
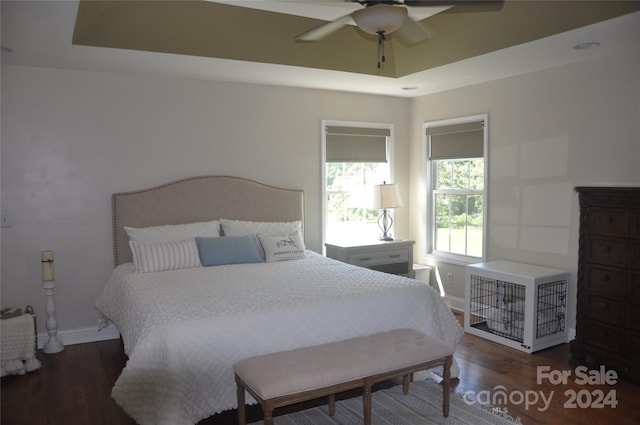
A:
[97,316,109,330]
[1,209,9,228]
[447,272,453,285]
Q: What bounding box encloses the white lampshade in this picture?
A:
[371,182,404,209]
[352,4,408,35]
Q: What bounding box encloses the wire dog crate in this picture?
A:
[464,261,569,353]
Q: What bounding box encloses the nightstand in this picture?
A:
[325,240,415,277]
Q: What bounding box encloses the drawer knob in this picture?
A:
[600,303,608,310]
[389,254,401,258]
[603,245,612,253]
[602,274,610,282]
[359,257,371,261]
[606,216,614,223]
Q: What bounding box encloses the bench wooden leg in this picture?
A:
[235,376,246,425]
[363,377,373,425]
[402,374,410,394]
[328,394,336,416]
[263,400,275,425]
[442,355,452,417]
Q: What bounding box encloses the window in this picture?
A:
[426,116,487,262]
[433,158,484,257]
[322,122,392,243]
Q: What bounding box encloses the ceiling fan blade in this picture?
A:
[295,14,354,42]
[403,0,504,12]
[393,15,432,45]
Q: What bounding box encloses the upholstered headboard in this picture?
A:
[112,176,304,266]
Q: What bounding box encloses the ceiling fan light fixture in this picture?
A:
[352,4,408,35]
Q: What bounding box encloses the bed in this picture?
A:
[95,175,463,425]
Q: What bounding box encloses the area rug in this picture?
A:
[249,379,522,425]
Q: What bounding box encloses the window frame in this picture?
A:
[321,120,395,249]
[423,114,489,265]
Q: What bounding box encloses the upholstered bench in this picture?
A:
[233,328,454,425]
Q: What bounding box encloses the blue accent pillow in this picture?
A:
[196,236,263,266]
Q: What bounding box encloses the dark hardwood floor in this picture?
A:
[2,311,639,425]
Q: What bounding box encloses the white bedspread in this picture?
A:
[95,251,463,425]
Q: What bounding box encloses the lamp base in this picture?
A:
[378,208,394,242]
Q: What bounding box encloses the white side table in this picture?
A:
[325,240,415,278]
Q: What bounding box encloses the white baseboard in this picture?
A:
[443,294,465,312]
[35,312,576,349]
[37,324,120,349]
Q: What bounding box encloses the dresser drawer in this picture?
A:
[587,295,625,326]
[348,249,409,267]
[586,321,625,352]
[588,266,626,295]
[629,273,640,302]
[631,241,640,270]
[588,238,627,267]
[626,331,640,360]
[627,303,640,332]
[590,209,628,236]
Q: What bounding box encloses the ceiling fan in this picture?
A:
[295,0,505,45]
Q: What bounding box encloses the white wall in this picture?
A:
[409,50,640,326]
[3,48,638,343]
[0,65,411,341]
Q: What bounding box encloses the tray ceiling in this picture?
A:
[71,0,640,78]
[3,1,639,97]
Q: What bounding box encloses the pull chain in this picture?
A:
[377,31,386,70]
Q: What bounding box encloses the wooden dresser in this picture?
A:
[570,187,640,383]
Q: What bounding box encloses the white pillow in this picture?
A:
[257,232,306,262]
[125,220,220,244]
[130,239,202,273]
[220,219,302,237]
